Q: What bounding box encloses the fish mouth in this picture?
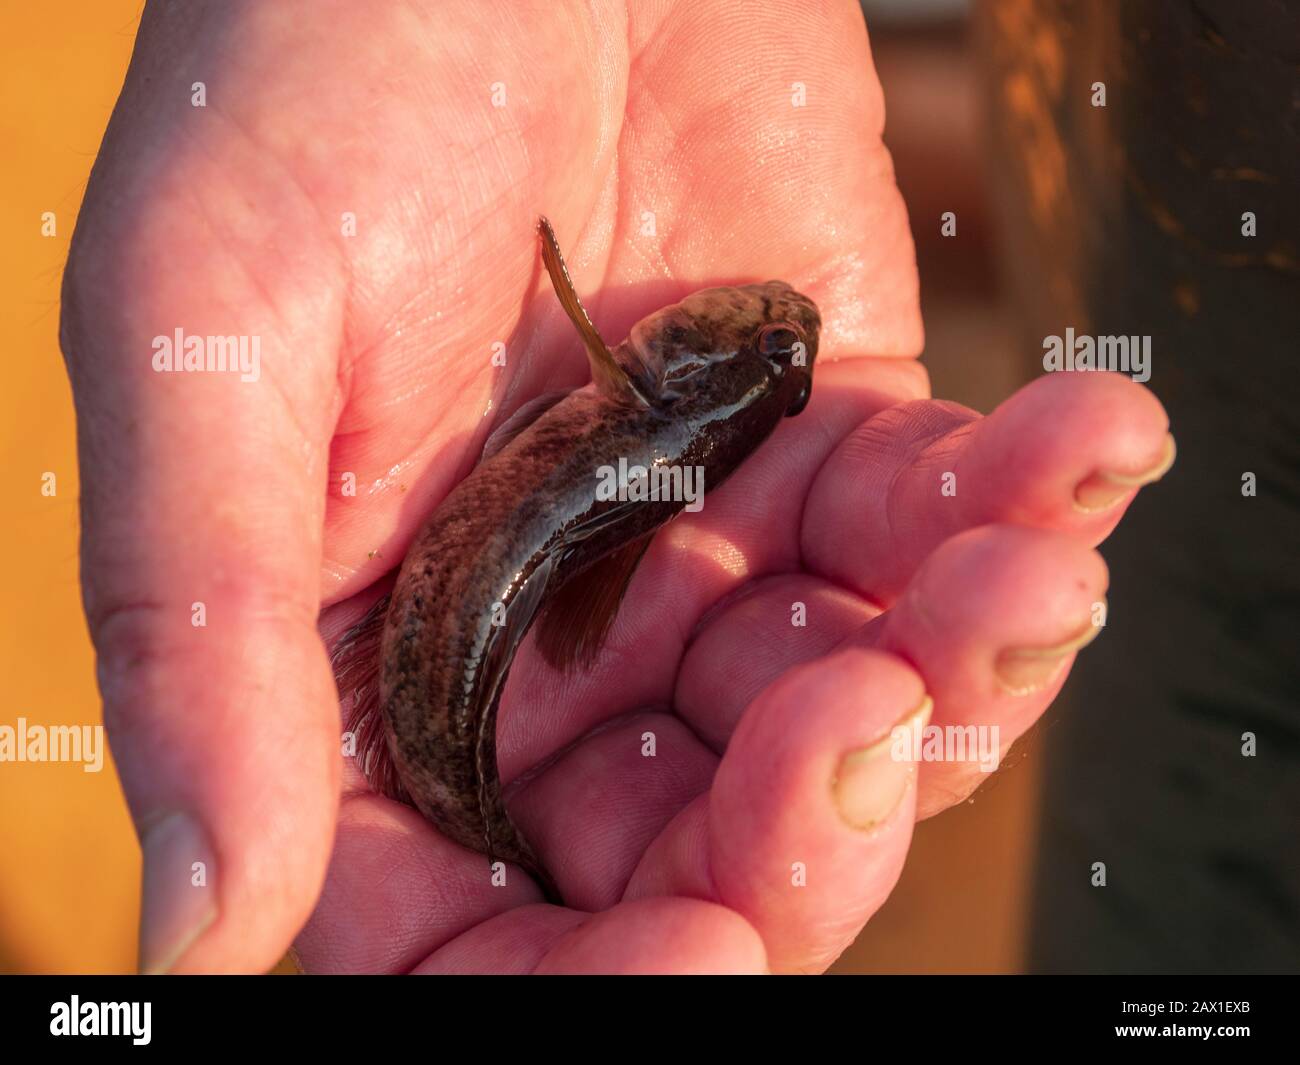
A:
[786,375,812,416]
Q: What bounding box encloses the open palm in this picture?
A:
[62,0,1172,973]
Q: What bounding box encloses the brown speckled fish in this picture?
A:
[333,218,820,902]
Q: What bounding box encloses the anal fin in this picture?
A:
[329,590,409,804]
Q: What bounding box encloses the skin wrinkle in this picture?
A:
[158,138,341,461]
[621,791,727,911]
[349,142,529,335]
[94,595,321,764]
[90,601,178,742]
[791,414,863,590]
[906,427,976,539]
[504,705,671,799]
[389,134,601,399]
[193,104,351,336]
[672,570,877,765]
[520,709,715,899]
[608,42,672,281]
[877,408,974,583]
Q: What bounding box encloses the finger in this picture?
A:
[534,898,767,975]
[674,528,1110,819]
[62,184,345,971]
[803,372,1173,603]
[294,794,540,974]
[630,647,929,973]
[675,574,874,750]
[413,905,586,975]
[861,525,1109,818]
[509,711,717,911]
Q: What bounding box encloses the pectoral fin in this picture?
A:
[536,532,656,671]
[538,216,652,408]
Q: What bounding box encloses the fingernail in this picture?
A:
[1074,432,1177,512]
[834,696,933,830]
[138,811,217,975]
[994,614,1104,695]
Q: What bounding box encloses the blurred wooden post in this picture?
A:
[976,0,1300,970]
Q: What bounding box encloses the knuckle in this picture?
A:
[88,598,180,741]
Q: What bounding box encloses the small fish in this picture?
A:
[333,218,820,902]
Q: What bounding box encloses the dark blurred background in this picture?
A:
[831,0,1298,973]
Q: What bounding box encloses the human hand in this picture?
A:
[61,0,1171,973]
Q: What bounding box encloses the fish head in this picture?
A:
[623,281,821,416]
[747,281,820,416]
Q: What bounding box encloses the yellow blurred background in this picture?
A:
[0,1,1039,974]
[0,3,144,973]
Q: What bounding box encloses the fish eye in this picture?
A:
[755,323,803,362]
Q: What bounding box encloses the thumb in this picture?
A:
[61,197,344,973]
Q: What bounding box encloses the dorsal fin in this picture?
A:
[535,532,655,671]
[537,216,652,408]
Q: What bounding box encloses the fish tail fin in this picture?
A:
[330,591,410,805]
